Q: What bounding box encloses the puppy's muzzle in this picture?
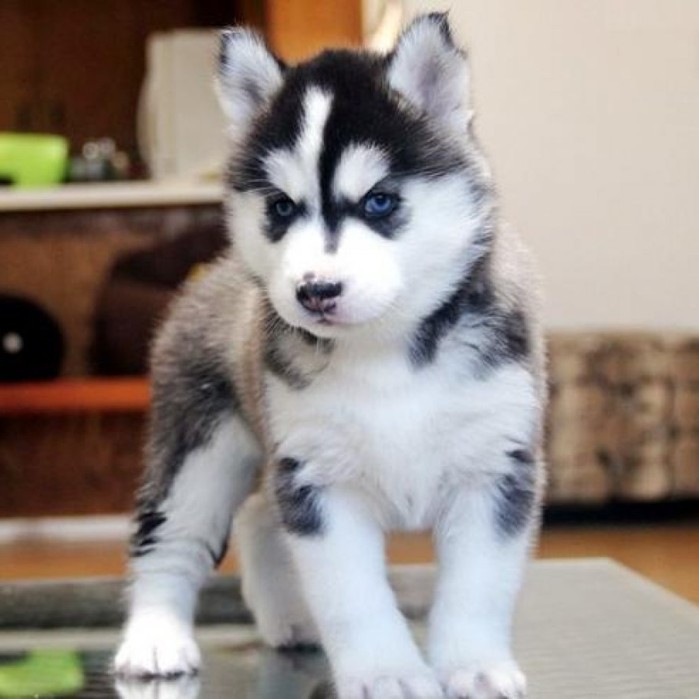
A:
[296,277,343,314]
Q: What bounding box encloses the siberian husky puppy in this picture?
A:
[115,13,546,699]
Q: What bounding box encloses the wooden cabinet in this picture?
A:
[0,379,149,516]
[0,191,221,517]
[0,4,32,133]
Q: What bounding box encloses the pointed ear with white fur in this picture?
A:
[216,28,284,138]
[387,13,472,137]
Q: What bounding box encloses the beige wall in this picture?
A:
[401,1,699,330]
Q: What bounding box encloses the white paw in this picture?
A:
[336,670,443,699]
[441,660,526,699]
[114,618,201,678]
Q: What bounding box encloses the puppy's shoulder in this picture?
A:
[150,254,256,370]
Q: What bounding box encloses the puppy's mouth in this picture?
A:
[305,307,343,327]
[297,299,363,331]
[300,300,339,324]
[300,303,387,332]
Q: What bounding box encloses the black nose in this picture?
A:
[296,278,343,313]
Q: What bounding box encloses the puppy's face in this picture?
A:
[218,15,493,339]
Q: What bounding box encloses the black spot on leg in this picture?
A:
[130,509,167,558]
[274,458,324,536]
[494,452,538,538]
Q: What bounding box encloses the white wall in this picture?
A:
[401,1,699,330]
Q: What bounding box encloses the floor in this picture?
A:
[1,523,698,604]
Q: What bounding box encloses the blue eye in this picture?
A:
[363,192,397,219]
[272,196,296,219]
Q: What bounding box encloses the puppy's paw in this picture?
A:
[441,660,526,699]
[113,617,200,678]
[336,669,443,699]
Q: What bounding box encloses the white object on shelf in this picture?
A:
[139,29,229,181]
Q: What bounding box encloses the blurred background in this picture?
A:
[0,1,696,603]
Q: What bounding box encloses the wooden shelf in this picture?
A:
[0,378,150,415]
[0,181,222,213]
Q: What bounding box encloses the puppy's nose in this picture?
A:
[296,277,343,313]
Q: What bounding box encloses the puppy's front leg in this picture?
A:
[276,466,442,699]
[429,454,541,699]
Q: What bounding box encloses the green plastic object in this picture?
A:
[0,650,84,697]
[0,133,68,188]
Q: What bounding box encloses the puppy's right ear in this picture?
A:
[216,28,284,138]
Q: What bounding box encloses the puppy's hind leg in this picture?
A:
[235,493,319,649]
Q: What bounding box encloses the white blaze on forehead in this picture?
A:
[333,144,390,201]
[263,88,333,205]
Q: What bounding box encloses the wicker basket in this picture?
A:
[546,333,699,504]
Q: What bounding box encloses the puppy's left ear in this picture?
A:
[216,27,285,139]
[387,13,472,137]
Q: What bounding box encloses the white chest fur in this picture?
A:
[267,343,538,531]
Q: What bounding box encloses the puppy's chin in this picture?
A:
[299,320,347,340]
[271,302,386,341]
[278,310,363,339]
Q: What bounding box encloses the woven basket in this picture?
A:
[546,333,699,504]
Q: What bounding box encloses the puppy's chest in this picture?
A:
[268,354,475,527]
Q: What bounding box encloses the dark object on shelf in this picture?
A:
[92,222,227,375]
[0,295,65,382]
